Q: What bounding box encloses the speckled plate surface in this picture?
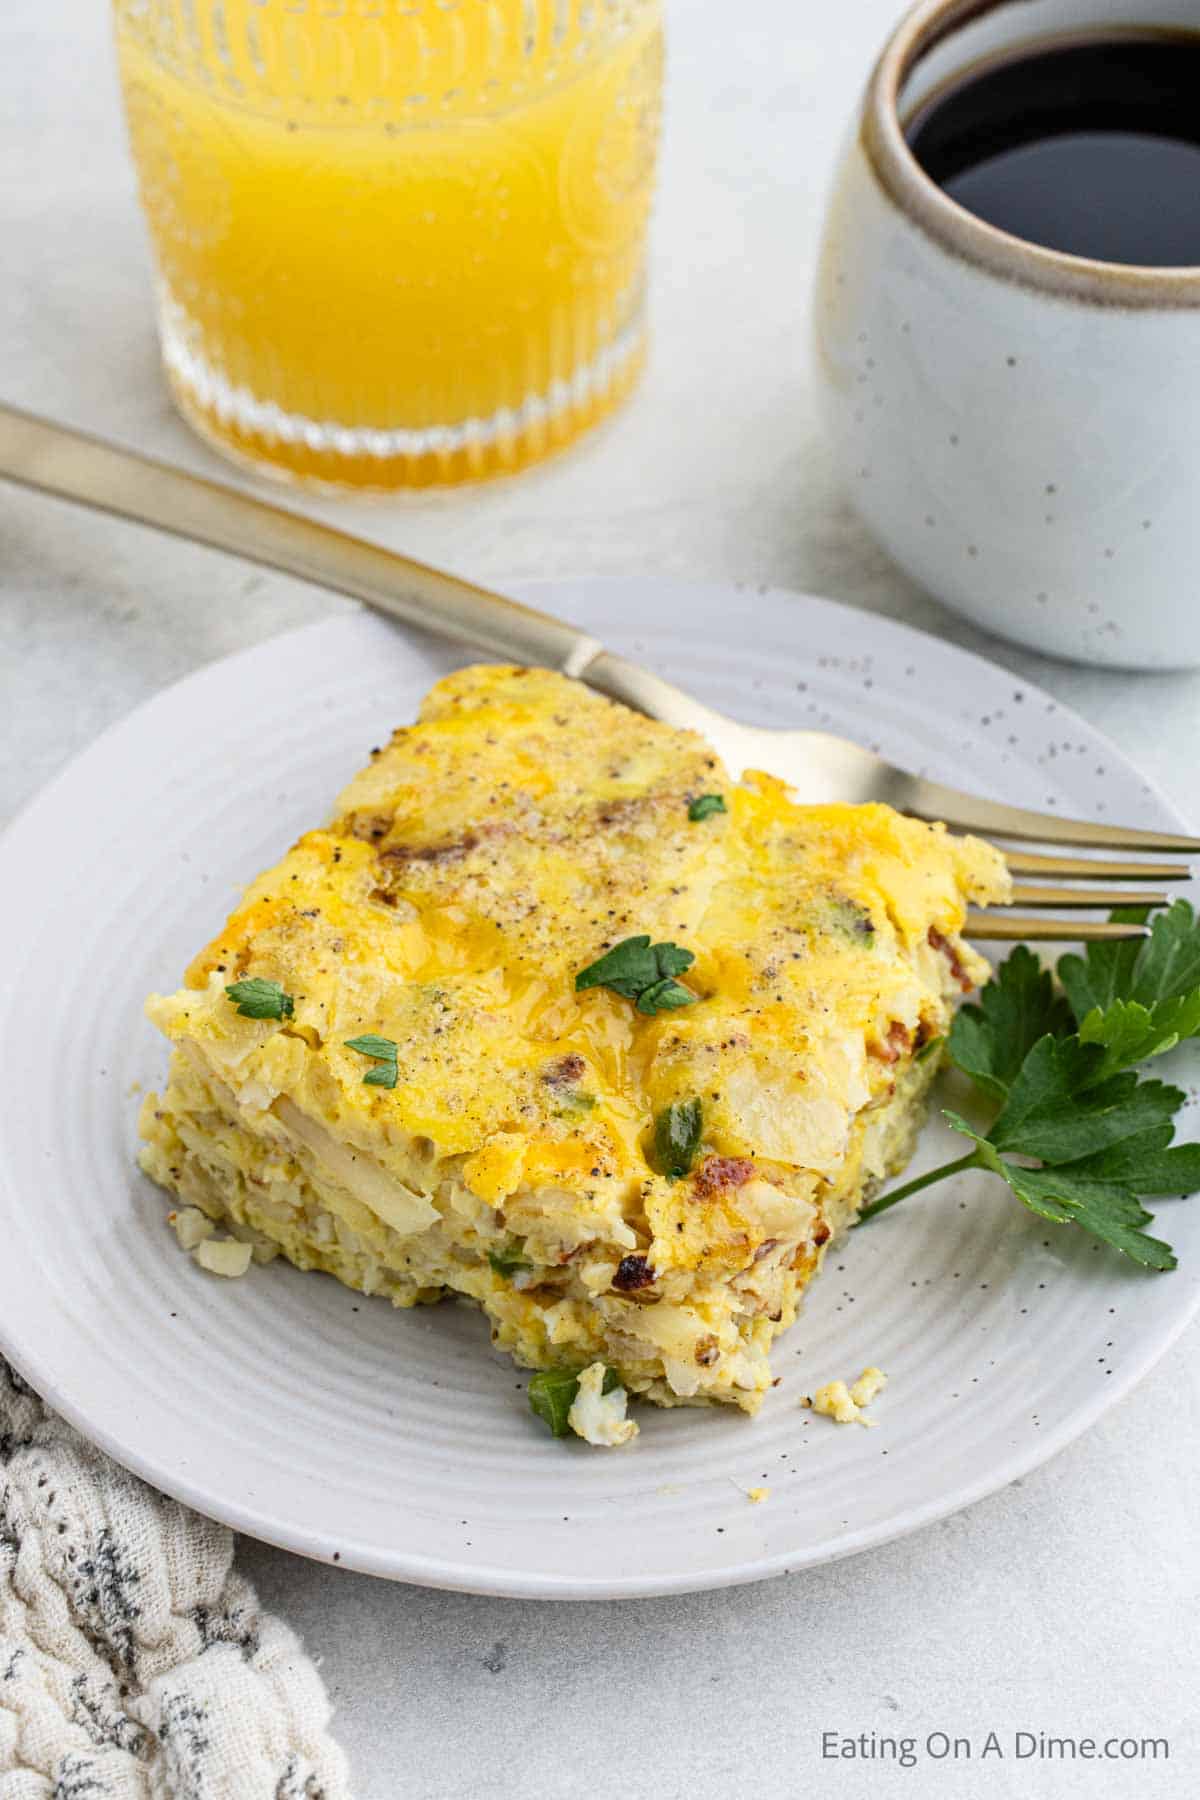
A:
[1,578,1197,1599]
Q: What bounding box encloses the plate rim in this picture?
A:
[2,579,1197,1600]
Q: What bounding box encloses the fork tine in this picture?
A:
[966,913,1149,942]
[582,656,1200,853]
[1004,849,1192,881]
[895,776,1200,851]
[1008,883,1169,909]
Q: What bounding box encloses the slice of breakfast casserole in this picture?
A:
[140,665,1009,1435]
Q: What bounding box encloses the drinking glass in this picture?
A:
[112,0,663,488]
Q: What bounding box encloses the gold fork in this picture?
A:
[1,401,1194,942]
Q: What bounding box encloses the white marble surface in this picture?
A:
[3,1,1199,1793]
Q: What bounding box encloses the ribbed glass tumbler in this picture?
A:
[113,0,663,487]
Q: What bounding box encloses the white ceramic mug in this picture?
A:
[814,0,1200,670]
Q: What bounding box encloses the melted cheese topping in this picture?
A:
[153,667,1005,1205]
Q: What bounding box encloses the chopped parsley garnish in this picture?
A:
[527,1365,620,1438]
[575,935,698,1016]
[362,1066,399,1088]
[688,793,727,822]
[858,902,1200,1270]
[225,977,294,1021]
[345,1033,398,1061]
[488,1246,531,1279]
[636,977,696,1015]
[652,1098,704,1179]
[345,1033,399,1089]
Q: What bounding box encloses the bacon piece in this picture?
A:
[541,1053,586,1088]
[928,926,973,993]
[693,1155,757,1197]
[612,1254,656,1291]
[871,1020,914,1065]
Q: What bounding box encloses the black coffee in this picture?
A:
[905,33,1200,267]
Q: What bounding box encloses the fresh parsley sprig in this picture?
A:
[345,1033,399,1088]
[857,902,1200,1270]
[575,936,698,1015]
[225,977,294,1020]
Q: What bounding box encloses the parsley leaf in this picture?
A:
[362,1063,399,1088]
[1064,1128,1200,1196]
[948,944,1072,1100]
[527,1366,620,1437]
[346,1033,399,1088]
[636,977,697,1016]
[575,936,698,1014]
[488,1246,531,1279]
[1058,901,1200,1081]
[225,977,294,1021]
[575,936,659,999]
[527,1369,579,1437]
[1056,906,1150,1018]
[345,1034,399,1060]
[946,1115,1178,1270]
[1078,995,1200,1080]
[652,1098,704,1179]
[859,901,1200,1270]
[653,944,695,978]
[987,1038,1183,1164]
[688,793,727,822]
[1060,900,1200,1026]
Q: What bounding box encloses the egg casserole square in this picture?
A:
[140,665,1008,1426]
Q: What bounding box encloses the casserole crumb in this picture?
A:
[808,1366,888,1426]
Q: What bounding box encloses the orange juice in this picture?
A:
[113,1,663,487]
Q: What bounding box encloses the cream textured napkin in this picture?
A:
[0,1360,350,1797]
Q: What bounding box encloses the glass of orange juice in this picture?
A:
[112,1,663,489]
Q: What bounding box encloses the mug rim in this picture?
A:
[862,0,1200,306]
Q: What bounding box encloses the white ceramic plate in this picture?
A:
[2,579,1197,1599]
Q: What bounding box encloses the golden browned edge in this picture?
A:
[860,0,1200,307]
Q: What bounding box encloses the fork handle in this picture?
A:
[0,401,606,678]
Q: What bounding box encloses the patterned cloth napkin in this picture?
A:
[0,1360,350,1797]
